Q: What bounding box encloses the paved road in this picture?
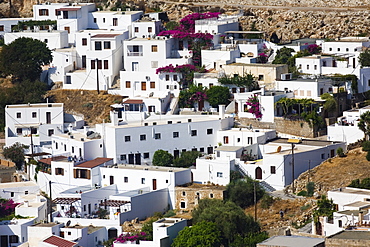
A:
[152,0,370,12]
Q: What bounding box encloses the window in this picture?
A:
[72,146,74,153]
[307,64,309,70]
[141,81,146,91]
[0,25,4,31]
[140,134,146,141]
[141,178,145,184]
[134,27,139,32]
[148,27,152,33]
[155,133,161,139]
[151,45,158,52]
[180,201,186,208]
[314,65,317,70]
[31,128,37,134]
[104,60,109,69]
[68,231,72,236]
[97,60,102,69]
[82,55,86,68]
[216,172,223,178]
[93,18,97,23]
[120,154,127,161]
[150,81,155,89]
[166,179,169,183]
[48,129,54,136]
[270,166,276,174]
[151,61,158,68]
[173,74,178,81]
[25,191,28,195]
[104,41,111,49]
[338,220,342,227]
[330,149,335,158]
[346,48,349,52]
[16,112,21,118]
[31,112,37,118]
[191,130,197,136]
[143,153,149,159]
[103,18,105,23]
[329,47,332,51]
[74,169,91,179]
[64,26,70,33]
[44,39,48,43]
[16,128,22,135]
[223,136,229,144]
[39,9,49,16]
[173,132,179,138]
[207,128,213,135]
[321,153,325,159]
[248,137,253,144]
[9,235,18,243]
[165,75,170,81]
[258,75,264,81]
[66,75,71,84]
[82,38,87,46]
[113,18,118,26]
[95,41,102,50]
[337,48,340,52]
[210,193,214,198]
[126,81,131,88]
[55,168,64,175]
[10,192,14,197]
[124,177,128,183]
[124,136,131,142]
[182,191,186,196]
[232,88,237,93]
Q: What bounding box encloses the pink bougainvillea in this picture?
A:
[0,199,19,218]
[115,232,147,244]
[246,94,263,119]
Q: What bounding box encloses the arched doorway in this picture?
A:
[255,167,262,180]
[108,228,118,239]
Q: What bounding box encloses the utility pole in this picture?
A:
[254,180,257,221]
[28,127,35,181]
[308,160,311,183]
[287,139,302,194]
[49,180,53,223]
[96,58,100,94]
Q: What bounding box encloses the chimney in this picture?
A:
[110,111,119,126]
[36,194,41,203]
[261,85,265,96]
[84,126,89,136]
[219,105,225,119]
[359,211,364,226]
[24,201,29,207]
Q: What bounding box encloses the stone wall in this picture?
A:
[326,238,370,247]
[175,185,225,212]
[238,117,316,138]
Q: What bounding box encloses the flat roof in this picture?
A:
[39,156,68,165]
[216,146,244,152]
[258,235,324,246]
[330,187,370,196]
[0,181,37,189]
[228,63,286,67]
[110,164,188,172]
[328,231,370,240]
[75,158,113,169]
[337,210,360,216]
[6,103,63,108]
[268,138,339,147]
[344,201,370,208]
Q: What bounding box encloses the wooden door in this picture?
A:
[152,179,157,190]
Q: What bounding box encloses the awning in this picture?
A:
[123,99,143,104]
[53,197,80,204]
[99,200,129,207]
[14,123,40,128]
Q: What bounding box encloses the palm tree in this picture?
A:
[358,111,370,141]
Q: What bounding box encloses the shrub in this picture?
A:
[306,182,315,197]
[297,190,307,197]
[366,151,370,162]
[363,141,370,151]
[260,194,274,209]
[336,147,345,157]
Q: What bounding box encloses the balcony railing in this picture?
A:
[127,52,143,56]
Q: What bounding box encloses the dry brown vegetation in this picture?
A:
[46,89,124,126]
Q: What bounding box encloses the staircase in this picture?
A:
[259,181,276,193]
[166,96,179,115]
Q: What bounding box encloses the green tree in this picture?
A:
[358,111,370,140]
[320,93,337,113]
[173,151,200,168]
[0,37,52,81]
[141,215,162,240]
[272,47,295,65]
[225,178,265,209]
[165,21,179,30]
[192,199,260,246]
[172,221,222,247]
[152,149,173,167]
[230,232,269,247]
[3,142,28,170]
[206,86,231,107]
[359,48,370,68]
[313,195,336,222]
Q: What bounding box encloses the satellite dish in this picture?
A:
[277,146,282,153]
[66,220,71,227]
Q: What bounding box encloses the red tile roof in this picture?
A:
[123,99,143,104]
[75,157,113,169]
[58,8,80,11]
[39,156,68,165]
[91,34,121,38]
[43,235,77,247]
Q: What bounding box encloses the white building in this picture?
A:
[5,103,65,148]
[4,30,68,50]
[96,112,234,165]
[327,105,370,144]
[114,218,187,247]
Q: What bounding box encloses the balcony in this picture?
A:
[127,52,143,56]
